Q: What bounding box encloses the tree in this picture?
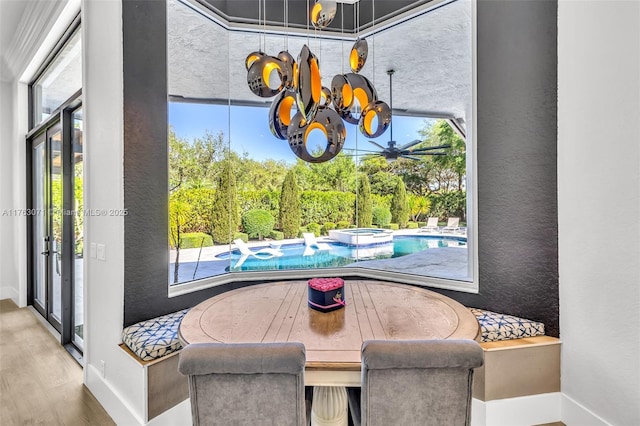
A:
[357,174,373,227]
[390,178,410,228]
[278,170,301,238]
[169,198,192,284]
[408,194,431,222]
[242,209,275,240]
[211,161,240,243]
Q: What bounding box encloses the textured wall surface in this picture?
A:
[437,0,559,336]
[123,0,559,336]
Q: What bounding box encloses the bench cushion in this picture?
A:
[122,309,190,361]
[469,308,545,343]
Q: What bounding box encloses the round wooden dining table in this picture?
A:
[179,279,480,426]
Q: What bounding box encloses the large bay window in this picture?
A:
[167,0,476,294]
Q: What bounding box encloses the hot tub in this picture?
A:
[328,228,394,246]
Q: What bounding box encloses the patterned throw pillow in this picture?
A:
[469,308,545,343]
[122,309,190,361]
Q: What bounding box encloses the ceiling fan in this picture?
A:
[347,69,451,161]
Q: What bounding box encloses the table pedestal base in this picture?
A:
[311,386,348,426]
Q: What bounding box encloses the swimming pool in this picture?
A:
[216,235,467,272]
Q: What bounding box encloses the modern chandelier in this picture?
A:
[245,0,391,163]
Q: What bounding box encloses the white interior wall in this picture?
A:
[0,80,20,303]
[81,0,146,423]
[558,1,640,425]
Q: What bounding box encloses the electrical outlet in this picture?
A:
[97,244,105,261]
[100,360,106,378]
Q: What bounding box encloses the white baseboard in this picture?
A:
[472,393,562,426]
[561,393,611,426]
[0,285,19,305]
[86,364,145,426]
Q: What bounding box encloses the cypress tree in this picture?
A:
[357,174,373,228]
[390,178,410,228]
[279,170,301,238]
[211,161,239,243]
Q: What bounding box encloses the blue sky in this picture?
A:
[169,102,433,164]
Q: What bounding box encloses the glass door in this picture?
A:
[31,123,63,333]
[71,108,84,350]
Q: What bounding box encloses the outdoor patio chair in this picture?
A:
[303,233,332,250]
[233,238,283,258]
[357,339,484,426]
[442,217,460,233]
[420,217,440,232]
[178,342,307,426]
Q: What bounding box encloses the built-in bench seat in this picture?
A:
[467,308,560,402]
[119,309,190,421]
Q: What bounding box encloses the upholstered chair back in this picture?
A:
[360,339,484,426]
[178,342,306,426]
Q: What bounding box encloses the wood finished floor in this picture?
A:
[0,299,114,425]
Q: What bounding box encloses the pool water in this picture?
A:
[216,235,466,272]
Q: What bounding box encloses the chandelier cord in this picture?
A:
[389,69,394,142]
[341,2,344,73]
[372,0,376,85]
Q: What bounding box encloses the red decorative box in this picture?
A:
[307,278,346,312]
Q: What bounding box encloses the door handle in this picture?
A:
[40,250,58,256]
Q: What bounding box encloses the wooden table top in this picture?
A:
[179,280,480,370]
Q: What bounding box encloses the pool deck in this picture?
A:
[169,229,468,285]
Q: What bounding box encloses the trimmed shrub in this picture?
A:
[390,178,410,228]
[406,222,419,229]
[418,221,427,228]
[297,227,308,238]
[268,230,284,240]
[372,206,392,227]
[383,223,400,230]
[278,170,301,238]
[179,232,213,249]
[212,162,240,244]
[357,174,373,227]
[336,220,350,229]
[233,232,248,243]
[322,222,336,235]
[348,225,357,229]
[306,222,321,237]
[242,209,275,240]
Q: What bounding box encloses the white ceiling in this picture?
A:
[0,0,29,81]
[168,0,472,120]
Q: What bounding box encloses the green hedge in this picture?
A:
[179,232,213,249]
[407,222,419,229]
[239,190,280,221]
[268,230,284,240]
[233,232,248,243]
[297,227,308,238]
[336,220,350,229]
[383,223,400,230]
[300,191,355,225]
[173,188,216,234]
[306,222,321,237]
[321,222,336,235]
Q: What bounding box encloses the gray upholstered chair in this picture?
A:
[178,342,306,426]
[358,339,484,426]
